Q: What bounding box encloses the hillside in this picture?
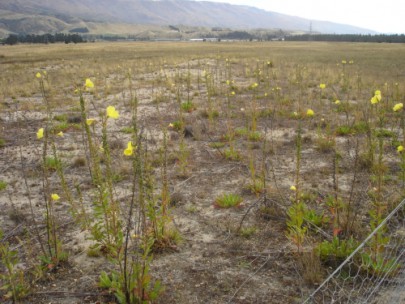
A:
[0,0,376,38]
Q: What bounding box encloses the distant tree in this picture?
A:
[5,34,18,45]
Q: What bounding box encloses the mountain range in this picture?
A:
[0,0,377,38]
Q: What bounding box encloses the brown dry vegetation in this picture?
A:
[1,41,405,304]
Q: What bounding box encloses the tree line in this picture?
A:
[285,34,405,43]
[2,33,86,45]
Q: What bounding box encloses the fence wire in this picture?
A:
[303,199,405,304]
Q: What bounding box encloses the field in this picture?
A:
[1,41,405,304]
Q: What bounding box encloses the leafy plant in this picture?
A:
[0,180,7,191]
[0,229,30,301]
[360,253,401,278]
[318,236,358,265]
[181,100,195,112]
[215,193,243,208]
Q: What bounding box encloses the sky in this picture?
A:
[207,0,405,33]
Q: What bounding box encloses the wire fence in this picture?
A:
[303,199,405,304]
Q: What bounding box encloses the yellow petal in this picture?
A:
[319,83,326,89]
[370,96,379,104]
[335,100,340,105]
[290,185,297,191]
[37,128,44,139]
[393,103,403,112]
[306,109,314,117]
[85,78,94,89]
[106,106,119,119]
[397,145,404,153]
[124,141,134,156]
[36,72,42,78]
[51,193,60,201]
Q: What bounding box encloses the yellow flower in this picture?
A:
[85,78,94,89]
[306,109,315,117]
[293,111,298,117]
[106,106,119,119]
[349,60,354,64]
[124,141,134,156]
[397,145,404,153]
[374,90,382,101]
[393,103,403,112]
[43,71,47,75]
[36,72,42,78]
[168,123,174,128]
[226,80,230,85]
[51,193,60,201]
[231,91,236,96]
[319,83,326,89]
[342,60,347,64]
[57,131,64,137]
[251,83,258,89]
[290,185,297,191]
[86,118,96,126]
[370,96,379,104]
[335,100,341,105]
[36,128,44,139]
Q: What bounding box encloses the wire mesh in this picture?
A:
[303,199,405,304]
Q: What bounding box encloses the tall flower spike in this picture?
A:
[106,106,119,119]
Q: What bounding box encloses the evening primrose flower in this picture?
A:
[370,96,379,104]
[319,83,326,89]
[306,109,315,117]
[290,185,297,191]
[393,103,403,112]
[36,72,42,78]
[335,100,341,105]
[124,141,134,156]
[36,128,44,139]
[251,82,258,89]
[106,106,119,119]
[371,90,382,104]
[397,145,404,153]
[51,193,60,201]
[85,78,94,89]
[342,60,347,64]
[57,131,64,137]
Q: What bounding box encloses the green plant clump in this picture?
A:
[215,193,243,208]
